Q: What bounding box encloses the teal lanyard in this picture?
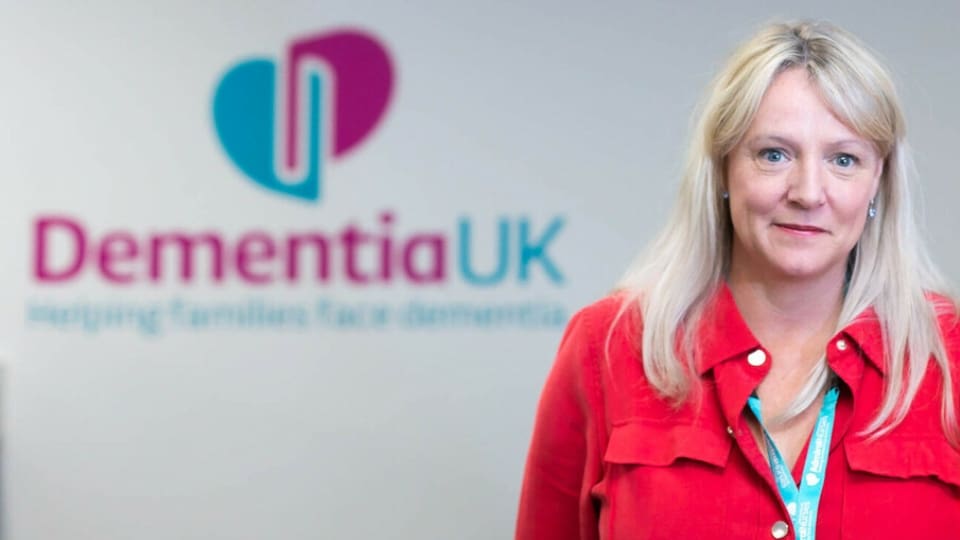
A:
[746,387,839,540]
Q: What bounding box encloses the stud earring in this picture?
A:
[722,191,729,200]
[867,199,877,219]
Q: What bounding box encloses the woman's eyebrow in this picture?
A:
[747,134,872,151]
[825,138,872,151]
[746,134,800,148]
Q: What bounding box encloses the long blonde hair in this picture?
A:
[616,20,958,442]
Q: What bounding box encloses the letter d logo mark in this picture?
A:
[212,30,394,202]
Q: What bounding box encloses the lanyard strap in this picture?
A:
[746,386,839,540]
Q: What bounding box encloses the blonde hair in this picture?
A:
[615,20,958,442]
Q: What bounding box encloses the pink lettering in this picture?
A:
[34,216,86,282]
[403,235,445,283]
[285,234,330,282]
[31,211,456,286]
[379,211,394,280]
[236,232,276,284]
[340,225,371,283]
[149,233,224,282]
[98,232,139,283]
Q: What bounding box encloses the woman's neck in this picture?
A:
[726,264,845,357]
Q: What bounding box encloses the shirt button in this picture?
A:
[726,426,735,436]
[747,349,767,366]
[836,339,848,351]
[770,520,789,538]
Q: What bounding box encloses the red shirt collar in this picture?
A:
[694,282,885,376]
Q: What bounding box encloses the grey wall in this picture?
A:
[0,1,957,539]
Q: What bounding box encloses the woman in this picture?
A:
[515,20,960,540]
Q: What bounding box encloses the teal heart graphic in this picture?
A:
[212,59,323,201]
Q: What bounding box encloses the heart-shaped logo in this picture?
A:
[212,30,394,202]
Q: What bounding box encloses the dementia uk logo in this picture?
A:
[26,28,569,336]
[213,30,393,202]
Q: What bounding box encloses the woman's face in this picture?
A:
[725,67,883,285]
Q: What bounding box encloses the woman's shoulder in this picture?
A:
[926,291,960,337]
[927,291,960,362]
[928,291,960,316]
[563,290,642,347]
[552,292,647,398]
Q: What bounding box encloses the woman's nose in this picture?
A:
[786,158,827,208]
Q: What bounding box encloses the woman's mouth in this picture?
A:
[774,223,827,235]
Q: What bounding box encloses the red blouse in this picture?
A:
[516,285,960,540]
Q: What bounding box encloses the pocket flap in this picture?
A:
[845,436,960,487]
[604,421,732,468]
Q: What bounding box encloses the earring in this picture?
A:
[722,191,729,200]
[867,199,877,219]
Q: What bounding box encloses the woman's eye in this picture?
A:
[833,153,859,168]
[759,149,786,163]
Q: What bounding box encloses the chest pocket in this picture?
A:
[841,436,960,539]
[595,421,734,539]
[603,421,732,467]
